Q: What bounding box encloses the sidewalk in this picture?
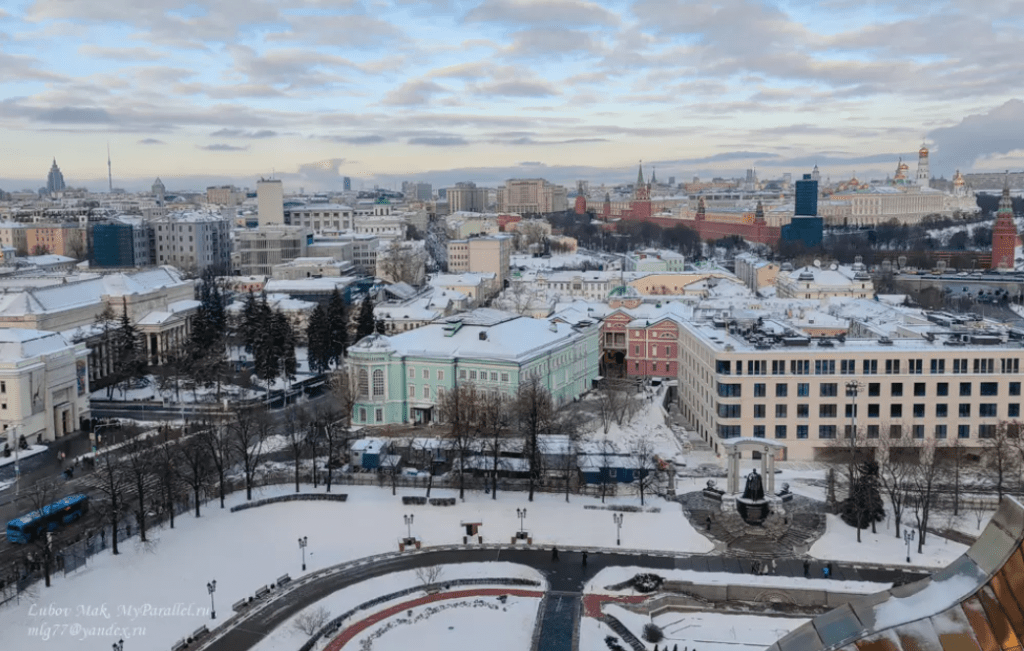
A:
[0,445,48,469]
[322,587,544,651]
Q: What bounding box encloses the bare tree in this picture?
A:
[22,480,63,587]
[440,384,481,501]
[477,391,511,500]
[153,437,181,529]
[983,421,1019,500]
[377,240,427,285]
[970,496,990,530]
[596,379,635,433]
[282,403,309,493]
[909,440,941,554]
[630,434,658,507]
[229,405,271,501]
[120,435,155,542]
[415,565,444,587]
[945,436,968,517]
[93,451,129,555]
[292,606,331,636]
[597,437,618,504]
[876,428,914,539]
[200,419,233,509]
[515,375,556,502]
[178,437,211,518]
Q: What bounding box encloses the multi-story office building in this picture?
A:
[447,234,512,290]
[446,182,489,213]
[153,212,231,273]
[90,217,153,268]
[234,223,310,277]
[343,177,352,192]
[284,204,354,233]
[206,185,240,206]
[497,178,568,215]
[347,309,600,426]
[677,315,1024,461]
[25,223,86,258]
[257,178,284,225]
[0,222,28,256]
[734,253,779,293]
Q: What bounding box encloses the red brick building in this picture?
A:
[991,182,1018,270]
[600,300,685,379]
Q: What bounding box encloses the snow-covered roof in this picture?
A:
[262,277,358,293]
[428,273,495,288]
[0,267,186,316]
[0,328,78,362]
[350,437,387,453]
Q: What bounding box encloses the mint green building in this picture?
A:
[347,309,600,426]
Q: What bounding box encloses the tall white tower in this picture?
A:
[257,178,284,225]
[916,143,930,186]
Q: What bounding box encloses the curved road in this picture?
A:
[201,546,927,651]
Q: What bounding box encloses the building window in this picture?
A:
[409,368,415,378]
[459,370,467,379]
[937,382,949,396]
[914,383,926,397]
[815,360,835,375]
[797,383,809,397]
[980,403,997,417]
[1011,404,1021,418]
[891,383,903,397]
[958,424,971,439]
[422,386,430,399]
[913,424,925,439]
[979,424,996,439]
[840,360,855,375]
[908,359,922,374]
[775,425,787,439]
[717,383,741,398]
[930,359,945,374]
[819,404,837,418]
[913,403,925,418]
[890,424,902,439]
[373,370,384,397]
[717,425,741,439]
[820,383,837,397]
[470,371,477,380]
[934,424,947,439]
[959,404,971,418]
[776,404,787,418]
[422,369,429,379]
[934,403,947,418]
[797,425,808,439]
[819,425,836,439]
[358,369,369,398]
[845,404,857,418]
[753,425,765,438]
[772,360,786,375]
[890,404,902,418]
[375,408,383,422]
[753,404,766,418]
[863,359,877,375]
[775,384,788,397]
[753,383,766,397]
[797,404,809,418]
[359,408,367,422]
[0,381,5,393]
[980,382,998,396]
[1011,382,1021,396]
[868,382,880,396]
[867,425,879,439]
[718,404,742,418]
[953,359,968,374]
[959,382,972,397]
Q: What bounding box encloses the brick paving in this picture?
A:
[582,593,649,618]
[322,587,545,651]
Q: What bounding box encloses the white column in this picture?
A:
[766,448,775,495]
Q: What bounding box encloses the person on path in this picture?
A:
[552,546,559,561]
[803,559,810,578]
[771,559,777,575]
[705,515,712,531]
[582,551,588,567]
[751,560,759,574]
[822,566,830,579]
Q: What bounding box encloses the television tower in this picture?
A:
[107,143,113,192]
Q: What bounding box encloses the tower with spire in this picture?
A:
[107,143,113,193]
[152,177,165,206]
[991,173,1017,270]
[573,180,588,215]
[46,159,66,195]
[916,142,930,187]
[631,161,652,219]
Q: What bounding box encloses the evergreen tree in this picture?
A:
[355,295,376,341]
[306,303,331,374]
[326,288,349,365]
[841,460,886,530]
[114,303,145,395]
[185,272,227,396]
[272,311,297,381]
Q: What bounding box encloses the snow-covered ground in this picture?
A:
[808,514,968,568]
[582,603,808,651]
[0,483,709,651]
[586,566,891,595]
[346,594,539,651]
[584,388,682,460]
[253,563,544,651]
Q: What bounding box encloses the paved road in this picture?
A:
[201,546,926,651]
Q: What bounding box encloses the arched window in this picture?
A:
[373,369,384,397]
[358,369,368,398]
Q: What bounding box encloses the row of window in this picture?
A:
[716,357,1021,376]
[720,402,1020,419]
[719,381,1021,398]
[720,423,1009,440]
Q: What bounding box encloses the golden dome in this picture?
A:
[953,169,965,185]
[898,161,909,171]
[919,146,929,157]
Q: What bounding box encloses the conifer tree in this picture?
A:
[306,303,331,374]
[326,288,349,365]
[841,460,886,538]
[114,302,146,395]
[355,295,376,341]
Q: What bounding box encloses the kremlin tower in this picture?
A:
[916,143,930,186]
[991,175,1018,270]
[573,181,587,215]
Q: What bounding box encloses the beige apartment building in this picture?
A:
[733,253,779,293]
[446,182,489,213]
[678,318,1024,462]
[234,224,310,277]
[0,222,29,255]
[153,213,231,273]
[447,234,511,289]
[497,179,568,215]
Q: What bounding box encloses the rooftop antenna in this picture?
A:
[107,143,112,193]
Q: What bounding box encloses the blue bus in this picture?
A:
[6,494,89,544]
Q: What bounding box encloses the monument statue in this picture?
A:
[742,468,765,501]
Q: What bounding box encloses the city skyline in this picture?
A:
[2,0,1023,191]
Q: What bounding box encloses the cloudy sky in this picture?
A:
[2,0,1024,192]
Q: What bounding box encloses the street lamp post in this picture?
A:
[904,529,916,563]
[298,536,308,571]
[516,508,527,534]
[613,513,624,546]
[112,639,124,651]
[207,580,216,620]
[845,381,862,439]
[404,514,414,540]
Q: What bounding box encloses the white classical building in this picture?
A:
[0,329,90,443]
[775,259,874,300]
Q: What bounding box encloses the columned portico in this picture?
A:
[723,438,787,496]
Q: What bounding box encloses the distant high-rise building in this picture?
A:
[152,178,165,206]
[794,173,818,217]
[46,159,66,194]
[257,178,284,225]
[810,165,820,183]
[447,182,488,212]
[497,178,567,214]
[668,176,675,186]
[415,182,432,201]
[343,176,351,191]
[437,188,447,200]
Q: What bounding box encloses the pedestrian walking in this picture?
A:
[827,562,833,577]
[771,559,777,575]
[751,560,759,574]
[582,551,588,567]
[552,546,559,561]
[822,566,830,579]
[803,559,810,578]
[705,515,712,531]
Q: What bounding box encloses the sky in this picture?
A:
[2,0,1024,192]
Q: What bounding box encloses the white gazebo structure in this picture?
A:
[722,438,788,496]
